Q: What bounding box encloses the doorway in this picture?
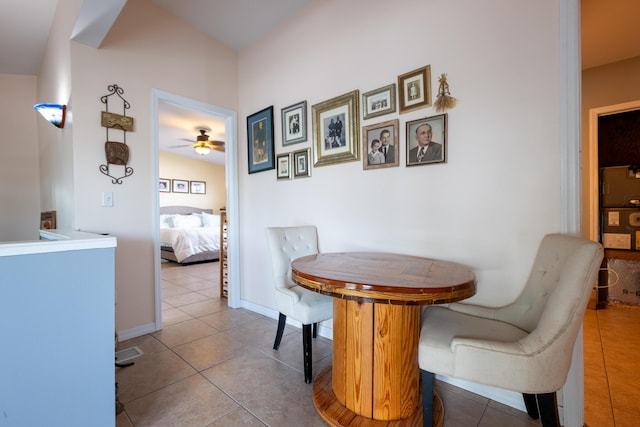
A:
[152,89,239,331]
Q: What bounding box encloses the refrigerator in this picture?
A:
[600,165,640,306]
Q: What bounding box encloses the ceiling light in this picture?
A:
[34,103,67,128]
[194,141,211,156]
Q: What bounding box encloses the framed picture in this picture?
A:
[281,101,307,146]
[40,210,56,230]
[312,90,360,167]
[406,113,447,166]
[362,84,396,120]
[159,178,170,193]
[172,179,189,193]
[247,106,275,174]
[398,65,432,113]
[190,181,206,194]
[362,119,399,170]
[276,153,291,180]
[293,148,311,178]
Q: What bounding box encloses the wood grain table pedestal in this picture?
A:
[292,252,475,427]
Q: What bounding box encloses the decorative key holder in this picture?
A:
[99,84,134,184]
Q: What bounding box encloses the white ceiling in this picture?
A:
[2,0,639,163]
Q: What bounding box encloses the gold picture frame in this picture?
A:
[362,119,399,170]
[362,84,396,120]
[398,65,432,113]
[276,153,292,180]
[312,90,360,167]
[40,210,57,230]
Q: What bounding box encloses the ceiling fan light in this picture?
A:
[194,142,211,156]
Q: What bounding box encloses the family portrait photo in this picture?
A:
[362,119,399,170]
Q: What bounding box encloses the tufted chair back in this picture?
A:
[266,225,319,293]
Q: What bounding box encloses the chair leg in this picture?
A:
[522,393,539,419]
[273,312,286,350]
[537,392,560,427]
[420,369,434,427]
[303,323,313,383]
[312,322,318,338]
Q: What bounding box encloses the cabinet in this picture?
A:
[219,208,228,298]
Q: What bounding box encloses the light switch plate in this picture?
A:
[102,192,113,207]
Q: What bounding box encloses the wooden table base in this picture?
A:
[312,367,443,427]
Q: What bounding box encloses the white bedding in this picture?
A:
[160,227,220,263]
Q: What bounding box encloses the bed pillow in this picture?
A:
[159,214,176,229]
[172,214,203,229]
[202,212,221,229]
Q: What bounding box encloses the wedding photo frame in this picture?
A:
[405,113,447,167]
[247,106,275,174]
[362,119,399,170]
[398,65,432,113]
[362,84,396,120]
[281,101,307,146]
[276,153,291,180]
[293,148,311,178]
[312,90,360,167]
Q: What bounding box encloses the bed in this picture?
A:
[159,206,221,264]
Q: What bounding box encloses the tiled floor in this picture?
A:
[115,261,639,426]
[584,304,640,427]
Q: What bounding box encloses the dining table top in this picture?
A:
[291,251,477,305]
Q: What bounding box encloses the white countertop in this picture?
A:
[0,229,117,257]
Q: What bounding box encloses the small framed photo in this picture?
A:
[40,210,57,230]
[172,179,189,193]
[159,178,170,192]
[293,148,311,178]
[362,119,399,170]
[362,84,396,120]
[281,101,307,146]
[247,106,275,174]
[276,153,292,180]
[190,181,206,194]
[398,65,432,113]
[312,90,360,167]
[406,113,447,166]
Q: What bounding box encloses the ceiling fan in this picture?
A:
[170,128,225,156]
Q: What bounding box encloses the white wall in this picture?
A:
[238,0,562,313]
[0,74,41,241]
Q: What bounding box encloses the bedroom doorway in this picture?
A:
[152,89,239,331]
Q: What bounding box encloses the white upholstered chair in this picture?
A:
[265,226,333,383]
[418,233,603,427]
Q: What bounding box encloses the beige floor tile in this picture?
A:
[240,375,327,427]
[199,307,264,330]
[162,307,194,326]
[118,334,167,356]
[478,404,540,426]
[172,332,248,371]
[179,299,228,318]
[436,385,488,426]
[197,287,220,298]
[116,349,196,403]
[205,407,267,426]
[115,411,134,427]
[161,285,193,297]
[183,279,216,291]
[125,374,238,427]
[152,318,217,348]
[201,349,299,404]
[163,291,212,307]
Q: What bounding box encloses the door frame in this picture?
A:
[151,89,240,331]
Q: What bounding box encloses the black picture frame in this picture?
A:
[247,106,275,174]
[406,113,447,166]
[159,178,170,192]
[190,181,206,194]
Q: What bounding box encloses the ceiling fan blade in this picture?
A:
[168,144,194,149]
[210,140,225,146]
[179,137,196,143]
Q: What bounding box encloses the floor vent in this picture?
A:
[115,346,144,364]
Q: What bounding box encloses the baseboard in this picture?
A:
[240,299,333,340]
[437,375,526,412]
[117,322,157,341]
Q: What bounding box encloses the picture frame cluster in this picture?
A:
[159,178,206,194]
[246,63,450,179]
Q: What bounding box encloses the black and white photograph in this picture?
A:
[398,65,432,113]
[312,90,360,167]
[281,101,307,146]
[172,179,189,193]
[363,84,396,120]
[277,153,291,180]
[159,178,170,192]
[190,181,206,194]
[293,148,311,178]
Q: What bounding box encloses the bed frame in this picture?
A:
[159,205,220,264]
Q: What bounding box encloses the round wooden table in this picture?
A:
[291,252,476,426]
